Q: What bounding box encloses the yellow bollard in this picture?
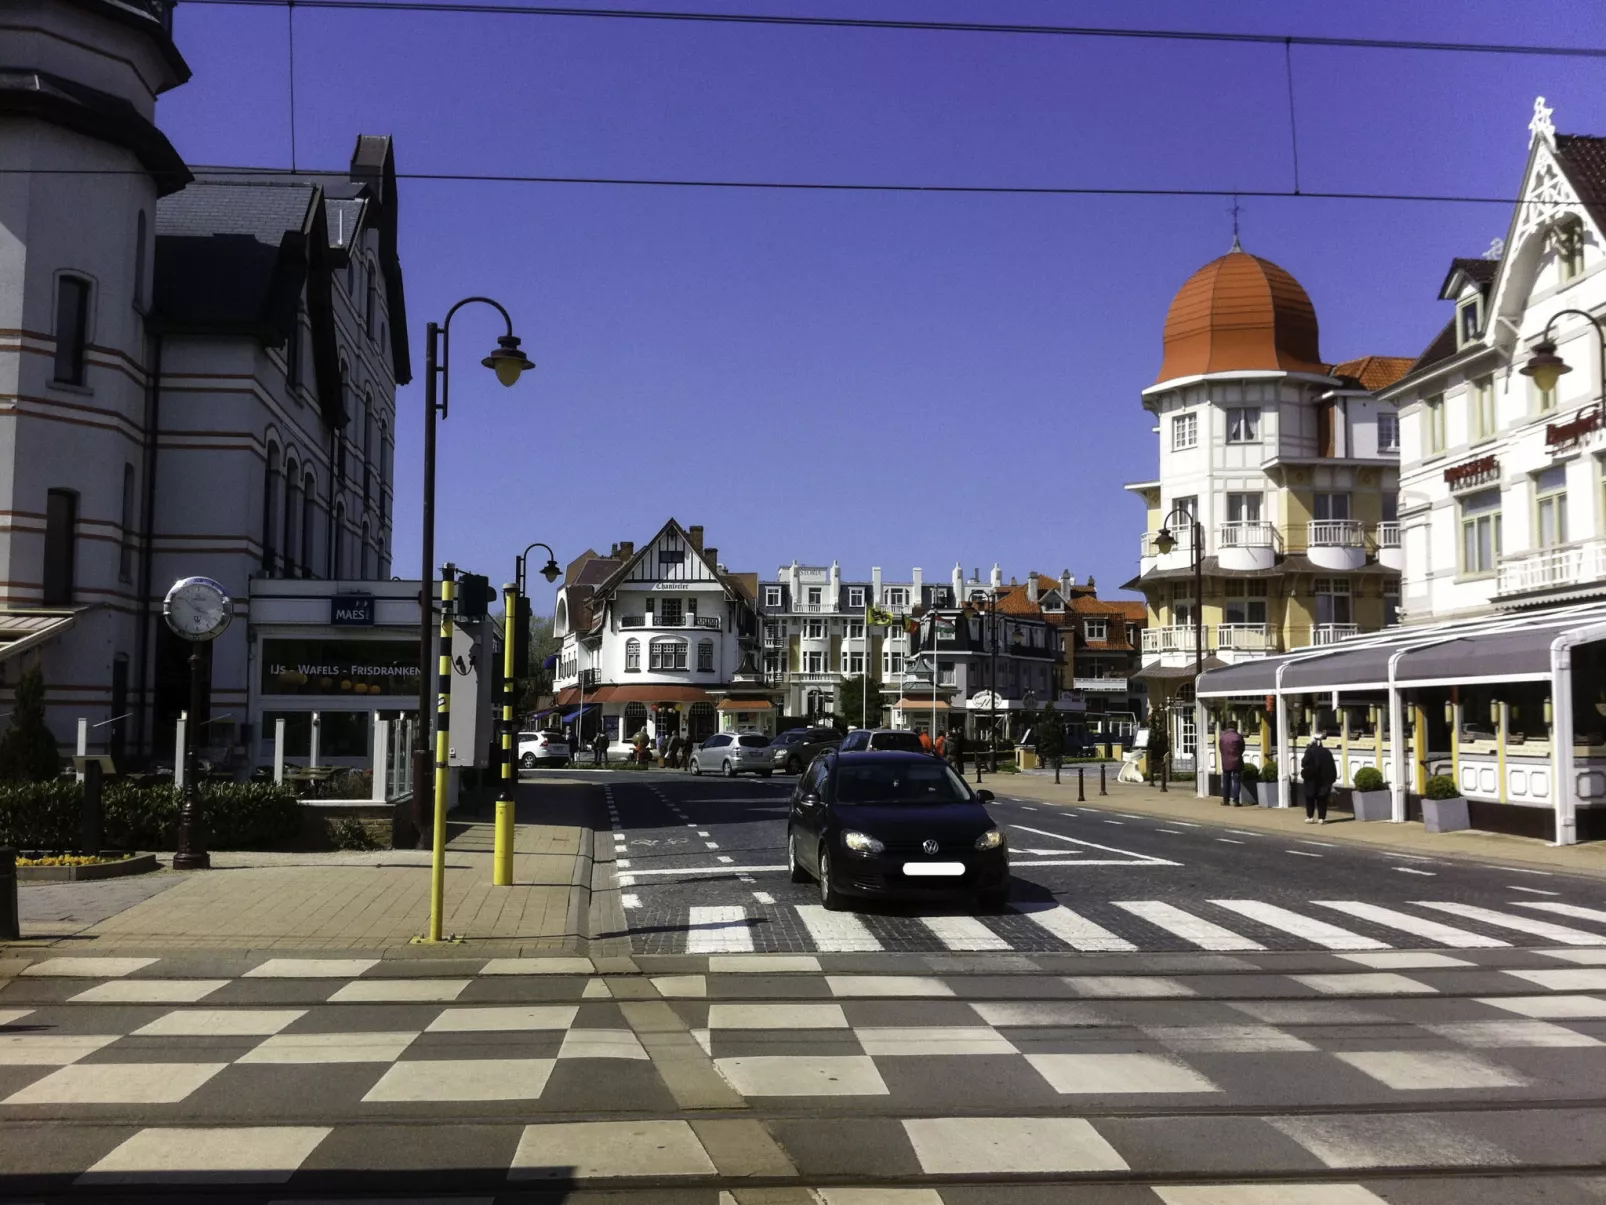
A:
[494,581,518,886]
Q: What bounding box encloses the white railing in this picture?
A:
[624,615,720,630]
[1140,528,1198,558]
[1142,625,1206,654]
[1073,676,1129,692]
[763,635,784,647]
[1308,623,1360,646]
[1376,521,1401,549]
[1218,521,1279,550]
[1216,623,1275,651]
[1307,519,1364,547]
[788,671,838,683]
[1497,538,1606,596]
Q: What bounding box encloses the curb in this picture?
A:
[16,853,160,883]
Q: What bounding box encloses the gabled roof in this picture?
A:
[1408,319,1460,375]
[1437,257,1498,300]
[1554,134,1606,233]
[1329,356,1415,391]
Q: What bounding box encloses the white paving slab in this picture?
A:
[21,957,157,978]
[1335,952,1473,969]
[1334,1050,1526,1090]
[557,1029,649,1060]
[425,1006,578,1033]
[69,980,228,1004]
[6,1061,226,1104]
[1477,994,1606,1018]
[1312,902,1507,949]
[134,1010,306,1037]
[795,904,883,952]
[79,1126,331,1186]
[236,1032,418,1064]
[1062,976,1196,998]
[1027,1052,1221,1094]
[814,1190,946,1205]
[363,1058,555,1102]
[1290,973,1437,996]
[1210,901,1386,950]
[1113,901,1265,951]
[707,1003,849,1029]
[651,975,707,998]
[708,955,821,973]
[686,905,755,953]
[509,1120,716,1179]
[1142,1024,1317,1053]
[1268,1113,1520,1169]
[0,1010,32,1028]
[0,1033,119,1065]
[1155,1186,1389,1204]
[969,1001,1110,1027]
[827,976,955,998]
[244,959,379,979]
[902,1116,1129,1173]
[328,979,470,1003]
[855,1026,1017,1056]
[1502,967,1606,991]
[481,957,595,975]
[1428,1019,1602,1048]
[715,1054,889,1096]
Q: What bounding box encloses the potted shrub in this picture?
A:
[1421,772,1470,833]
[1349,765,1392,822]
[1237,759,1260,805]
[1255,756,1281,807]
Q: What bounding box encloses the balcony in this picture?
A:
[620,614,720,630]
[1307,519,1366,572]
[763,634,784,648]
[1306,623,1360,646]
[1142,626,1207,655]
[1073,676,1130,693]
[1377,521,1401,548]
[1376,521,1403,571]
[1498,538,1606,598]
[1217,521,1279,572]
[789,671,839,683]
[1216,623,1276,652]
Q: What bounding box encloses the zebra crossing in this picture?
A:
[641,896,1606,956]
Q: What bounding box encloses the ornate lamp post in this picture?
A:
[1520,308,1606,401]
[1152,506,1205,794]
[494,542,560,887]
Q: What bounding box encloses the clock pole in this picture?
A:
[172,643,210,870]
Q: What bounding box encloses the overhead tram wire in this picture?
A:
[174,0,1606,61]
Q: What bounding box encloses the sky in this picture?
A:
[153,0,1606,612]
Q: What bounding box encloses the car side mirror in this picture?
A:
[977,789,995,803]
[800,793,821,808]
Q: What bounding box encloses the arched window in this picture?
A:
[262,443,280,574]
[623,702,648,739]
[625,638,640,671]
[301,472,317,578]
[360,520,372,578]
[697,640,714,672]
[375,421,387,524]
[346,255,357,300]
[282,457,300,574]
[332,502,345,579]
[133,211,147,310]
[119,463,136,583]
[362,390,374,505]
[365,263,377,331]
[649,638,687,671]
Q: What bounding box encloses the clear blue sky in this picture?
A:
[156,0,1606,609]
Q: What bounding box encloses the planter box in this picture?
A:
[1351,789,1393,822]
[1256,781,1281,808]
[17,852,159,882]
[1423,795,1471,833]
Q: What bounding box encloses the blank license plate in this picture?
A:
[902,862,965,877]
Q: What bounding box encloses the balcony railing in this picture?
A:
[789,671,838,683]
[1218,521,1279,550]
[1073,676,1130,692]
[1377,521,1401,549]
[1140,528,1198,558]
[1498,539,1606,596]
[1216,623,1276,652]
[763,634,784,647]
[1308,519,1364,547]
[621,614,720,630]
[1141,626,1207,654]
[1307,623,1360,646]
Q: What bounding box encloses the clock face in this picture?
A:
[164,577,232,642]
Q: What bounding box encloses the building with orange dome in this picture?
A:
[1126,240,1409,782]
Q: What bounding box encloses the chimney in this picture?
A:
[990,563,1002,589]
[686,525,704,552]
[1026,574,1039,603]
[828,559,841,608]
[705,547,718,568]
[912,567,924,603]
[952,562,963,600]
[618,541,634,559]
[1061,569,1074,596]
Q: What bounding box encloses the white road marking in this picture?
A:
[1416,901,1606,946]
[1217,839,1245,845]
[1513,901,1606,927]
[716,856,734,864]
[615,860,631,869]
[752,891,775,905]
[1210,901,1388,950]
[619,865,787,876]
[618,875,635,886]
[919,915,1011,951]
[1503,867,1554,876]
[1226,830,1263,838]
[1113,901,1265,951]
[1394,867,1435,876]
[1509,886,1561,896]
[1169,822,1202,828]
[705,842,721,850]
[1286,850,1322,857]
[622,894,641,909]
[686,906,754,953]
[795,904,883,952]
[737,873,754,882]
[1299,840,1338,848]
[697,831,710,836]
[1017,904,1137,952]
[1102,820,1125,826]
[1313,901,1509,948]
[1007,826,1179,866]
[1156,829,1184,835]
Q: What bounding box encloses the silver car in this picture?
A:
[690,732,775,778]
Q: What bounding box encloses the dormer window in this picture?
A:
[1457,294,1483,347]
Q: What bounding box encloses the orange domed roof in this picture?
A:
[1156,247,1326,384]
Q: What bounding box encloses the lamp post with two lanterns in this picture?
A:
[494,542,561,887]
[1152,507,1206,797]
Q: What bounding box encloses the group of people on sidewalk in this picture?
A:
[1216,720,1337,823]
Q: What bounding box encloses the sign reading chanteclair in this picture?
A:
[261,638,418,697]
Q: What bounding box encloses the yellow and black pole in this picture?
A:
[495,580,519,886]
[427,563,457,942]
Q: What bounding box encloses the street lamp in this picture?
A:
[494,541,561,887]
[1520,308,1606,398]
[517,541,562,596]
[414,297,533,940]
[1152,505,1205,793]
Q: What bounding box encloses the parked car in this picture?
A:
[770,725,843,774]
[787,750,1007,911]
[517,731,570,768]
[690,732,774,778]
[838,728,927,754]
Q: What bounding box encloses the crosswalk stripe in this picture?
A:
[918,915,1011,951]
[795,904,883,952]
[1209,900,1388,950]
[1017,904,1136,952]
[1512,901,1606,927]
[1113,901,1265,951]
[1312,901,1509,948]
[686,906,754,954]
[1418,902,1606,946]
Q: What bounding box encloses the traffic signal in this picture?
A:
[512,595,533,678]
[456,573,493,618]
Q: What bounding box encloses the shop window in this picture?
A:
[623,702,648,738]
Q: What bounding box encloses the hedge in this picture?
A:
[0,780,301,852]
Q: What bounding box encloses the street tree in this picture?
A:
[0,662,60,782]
[1036,705,1066,783]
[836,674,883,730]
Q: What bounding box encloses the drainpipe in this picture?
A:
[133,332,164,759]
[1547,620,1606,846]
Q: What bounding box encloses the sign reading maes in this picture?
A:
[261,639,418,696]
[331,594,375,626]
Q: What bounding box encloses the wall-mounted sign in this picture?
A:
[1443,454,1499,491]
[330,594,375,626]
[261,638,418,696]
[933,614,956,641]
[1546,405,1603,452]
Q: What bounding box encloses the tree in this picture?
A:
[0,662,62,782]
[1036,706,1066,783]
[836,675,883,730]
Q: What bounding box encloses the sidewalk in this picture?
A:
[993,766,1606,879]
[7,781,598,958]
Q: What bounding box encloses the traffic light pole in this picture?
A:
[495,581,518,886]
[426,564,457,942]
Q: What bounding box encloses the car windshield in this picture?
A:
[776,731,805,744]
[834,760,973,804]
[870,732,925,753]
[736,735,770,748]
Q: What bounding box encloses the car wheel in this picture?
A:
[788,830,810,883]
[690,757,701,777]
[520,753,536,769]
[817,846,844,911]
[759,769,773,778]
[723,759,736,778]
[976,889,1009,914]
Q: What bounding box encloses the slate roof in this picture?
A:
[1554,134,1606,233]
[1409,319,1459,375]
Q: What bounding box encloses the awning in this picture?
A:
[556,684,717,706]
[897,698,951,711]
[716,698,774,711]
[0,609,78,663]
[560,704,597,722]
[1196,601,1606,698]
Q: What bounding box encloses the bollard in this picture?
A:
[1099,762,1107,796]
[1160,756,1169,792]
[1077,765,1085,802]
[82,758,103,856]
[0,847,17,941]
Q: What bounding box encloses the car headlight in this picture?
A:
[974,828,1004,851]
[843,830,884,855]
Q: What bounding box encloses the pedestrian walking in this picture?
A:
[935,731,947,760]
[593,730,607,767]
[668,734,683,769]
[919,729,933,754]
[1301,734,1338,824]
[948,728,966,775]
[1218,721,1246,807]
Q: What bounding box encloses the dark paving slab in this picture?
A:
[1095,1113,1328,1175]
[766,1116,925,1179]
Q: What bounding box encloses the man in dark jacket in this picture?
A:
[1301,736,1338,823]
[1219,722,1247,807]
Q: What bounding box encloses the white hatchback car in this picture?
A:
[517,731,570,768]
[690,732,774,777]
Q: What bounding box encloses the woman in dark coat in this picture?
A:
[1301,736,1338,824]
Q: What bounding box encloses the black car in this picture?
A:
[838,728,927,753]
[769,725,843,774]
[786,750,1009,912]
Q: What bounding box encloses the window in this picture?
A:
[659,598,684,626]
[885,587,909,607]
[847,587,864,609]
[805,619,824,639]
[884,651,905,674]
[624,701,648,737]
[804,650,826,673]
[362,394,374,503]
[1535,465,1568,549]
[1459,489,1502,575]
[133,211,148,311]
[283,459,300,573]
[365,268,377,332]
[1457,295,1482,346]
[1226,407,1260,442]
[1314,493,1351,521]
[359,521,371,578]
[1425,395,1446,454]
[806,586,822,607]
[1383,492,1398,523]
[697,640,714,671]
[333,503,346,578]
[285,310,302,396]
[1313,577,1352,626]
[764,652,783,676]
[938,660,956,686]
[650,639,687,671]
[765,586,781,607]
[1226,492,1262,523]
[1171,412,1198,450]
[1472,377,1496,441]
[658,549,684,565]
[54,276,90,385]
[1378,411,1400,451]
[262,444,280,575]
[302,473,317,577]
[1084,618,1108,640]
[846,651,864,674]
[1223,579,1267,627]
[119,464,136,583]
[1127,623,1139,644]
[848,620,864,639]
[1556,217,1585,283]
[1173,495,1197,521]
[43,488,77,603]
